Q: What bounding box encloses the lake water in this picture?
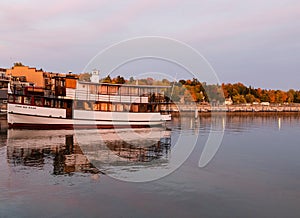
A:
[0,114,300,218]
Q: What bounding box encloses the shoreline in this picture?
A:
[169,111,300,118]
[160,103,300,113]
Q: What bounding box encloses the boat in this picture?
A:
[7,73,171,129]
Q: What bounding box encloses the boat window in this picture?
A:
[100,85,108,94]
[100,103,107,111]
[130,87,138,96]
[93,102,100,111]
[108,103,112,111]
[60,80,65,87]
[139,104,147,112]
[51,99,56,108]
[44,98,51,107]
[8,95,14,103]
[54,100,58,108]
[83,101,92,110]
[116,104,123,112]
[108,86,118,95]
[123,104,130,112]
[24,96,32,105]
[52,99,63,108]
[139,88,145,95]
[131,104,139,112]
[15,96,22,104]
[120,87,129,95]
[34,97,43,106]
[74,100,84,110]
[62,101,67,109]
[111,104,116,112]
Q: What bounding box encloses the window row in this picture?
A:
[74,101,152,112]
[7,95,159,112]
[8,95,69,109]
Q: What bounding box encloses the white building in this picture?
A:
[225,98,233,105]
[90,70,100,83]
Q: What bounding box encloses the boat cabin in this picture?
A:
[8,74,171,115]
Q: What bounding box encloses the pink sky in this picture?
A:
[0,0,299,90]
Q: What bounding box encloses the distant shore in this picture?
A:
[160,103,300,113]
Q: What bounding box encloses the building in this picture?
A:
[0,68,9,112]
[261,102,270,106]
[6,65,45,87]
[225,97,233,105]
[90,69,100,83]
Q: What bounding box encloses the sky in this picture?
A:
[0,0,299,90]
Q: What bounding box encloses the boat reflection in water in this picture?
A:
[74,127,172,181]
[6,127,171,177]
[7,130,99,175]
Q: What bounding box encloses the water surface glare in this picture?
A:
[0,114,300,217]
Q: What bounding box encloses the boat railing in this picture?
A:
[70,89,149,104]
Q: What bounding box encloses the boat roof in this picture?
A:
[78,81,171,88]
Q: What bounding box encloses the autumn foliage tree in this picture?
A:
[77,73,300,104]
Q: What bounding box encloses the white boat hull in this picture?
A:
[8,103,170,129]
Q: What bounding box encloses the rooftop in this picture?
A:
[78,81,171,89]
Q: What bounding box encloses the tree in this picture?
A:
[79,73,91,82]
[275,90,287,103]
[191,78,200,86]
[286,89,294,103]
[129,76,135,83]
[183,89,194,103]
[222,83,229,98]
[245,94,257,103]
[233,94,246,104]
[179,79,186,85]
[162,79,170,85]
[112,76,125,84]
[267,90,276,103]
[261,92,270,102]
[101,75,112,83]
[146,77,154,85]
[13,62,24,67]
[294,91,300,103]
